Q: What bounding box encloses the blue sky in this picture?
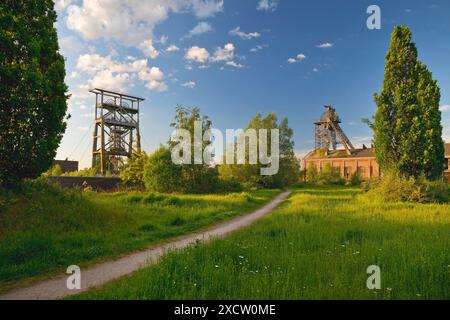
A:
[54,0,450,168]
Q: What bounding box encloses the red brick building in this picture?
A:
[304,146,380,180]
[304,143,450,181]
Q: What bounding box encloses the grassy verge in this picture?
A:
[75,185,449,300]
[0,180,280,291]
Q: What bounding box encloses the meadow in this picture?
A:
[0,179,280,291]
[75,185,450,300]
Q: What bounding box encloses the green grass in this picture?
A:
[75,185,450,300]
[0,180,280,291]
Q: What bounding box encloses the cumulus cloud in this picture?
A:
[138,39,159,59]
[229,27,261,40]
[181,81,196,88]
[287,53,306,63]
[257,0,278,12]
[185,46,210,63]
[316,42,334,48]
[185,43,243,68]
[439,105,450,112]
[76,53,167,92]
[185,22,214,38]
[66,0,224,47]
[55,0,73,11]
[191,0,224,18]
[59,35,85,57]
[165,44,180,52]
[210,43,235,62]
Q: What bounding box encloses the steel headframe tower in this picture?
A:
[90,88,144,175]
[314,105,355,155]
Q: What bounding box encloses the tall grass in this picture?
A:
[76,185,449,300]
[0,180,280,291]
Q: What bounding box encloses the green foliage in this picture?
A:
[120,152,148,189]
[0,180,280,287]
[144,146,182,193]
[42,164,62,177]
[76,185,450,300]
[349,171,362,186]
[363,170,449,203]
[373,26,444,180]
[169,106,220,193]
[219,113,299,189]
[0,1,69,186]
[305,165,319,183]
[317,164,344,185]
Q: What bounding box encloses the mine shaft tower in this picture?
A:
[91,88,144,175]
[314,105,355,155]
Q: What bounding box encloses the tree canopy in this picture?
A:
[373,26,444,179]
[0,1,68,186]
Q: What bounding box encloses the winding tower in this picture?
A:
[90,88,144,175]
[314,105,355,155]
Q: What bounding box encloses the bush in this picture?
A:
[317,164,344,185]
[363,170,449,203]
[349,172,362,186]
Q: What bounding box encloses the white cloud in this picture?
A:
[250,44,268,52]
[316,42,334,48]
[59,36,85,56]
[210,43,235,62]
[181,81,196,88]
[287,53,306,63]
[439,105,450,112]
[185,46,210,63]
[165,44,180,52]
[226,61,244,68]
[313,68,319,72]
[138,39,159,59]
[191,0,224,18]
[55,0,73,11]
[138,67,164,82]
[159,35,168,44]
[257,0,278,12]
[229,27,261,40]
[66,0,224,47]
[76,53,167,92]
[146,80,168,92]
[185,21,214,38]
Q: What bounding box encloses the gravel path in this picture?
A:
[0,190,292,300]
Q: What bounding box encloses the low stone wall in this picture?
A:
[48,176,122,191]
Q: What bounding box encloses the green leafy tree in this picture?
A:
[169,106,219,193]
[0,1,68,186]
[120,152,148,189]
[144,146,182,193]
[219,113,299,188]
[374,26,444,179]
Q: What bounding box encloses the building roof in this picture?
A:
[445,143,450,158]
[304,147,375,160]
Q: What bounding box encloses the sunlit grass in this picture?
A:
[0,182,280,291]
[76,185,449,300]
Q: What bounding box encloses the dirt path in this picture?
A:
[0,190,292,300]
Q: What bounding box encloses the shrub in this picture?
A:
[363,170,448,203]
[305,165,318,183]
[317,164,344,185]
[349,171,362,186]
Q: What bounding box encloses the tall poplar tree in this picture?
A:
[374,26,444,179]
[0,1,69,186]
